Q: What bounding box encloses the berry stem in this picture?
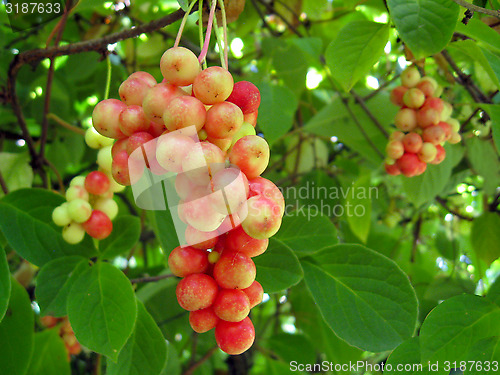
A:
[198,0,207,69]
[212,15,226,69]
[198,0,217,65]
[174,0,198,48]
[217,0,228,69]
[104,55,111,100]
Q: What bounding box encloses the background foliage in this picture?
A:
[1,0,500,374]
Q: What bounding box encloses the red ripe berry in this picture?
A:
[390,86,408,106]
[242,281,264,308]
[225,226,269,257]
[215,317,255,355]
[189,307,219,333]
[84,171,110,196]
[422,125,446,145]
[437,121,452,141]
[176,273,218,311]
[226,81,261,115]
[83,210,113,239]
[396,153,421,177]
[213,252,256,289]
[385,163,401,176]
[111,150,131,186]
[168,246,209,277]
[111,138,128,158]
[213,289,251,322]
[184,226,218,250]
[402,132,423,154]
[430,145,446,164]
[126,132,154,158]
[416,105,440,128]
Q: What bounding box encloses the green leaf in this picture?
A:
[482,104,500,152]
[402,144,464,207]
[326,20,390,92]
[488,276,500,307]
[176,0,188,11]
[272,43,308,94]
[26,329,71,375]
[471,212,500,266]
[465,336,500,374]
[265,333,316,365]
[0,152,33,197]
[67,262,137,361]
[466,137,500,195]
[147,209,179,258]
[449,40,500,89]
[256,82,298,145]
[345,174,372,243]
[254,238,303,293]
[434,229,458,260]
[107,301,167,375]
[302,244,418,352]
[0,188,96,267]
[455,17,500,53]
[160,342,181,375]
[387,0,459,59]
[0,279,34,375]
[424,275,475,301]
[99,216,141,259]
[385,337,429,374]
[35,256,89,317]
[274,209,338,257]
[420,294,500,368]
[0,247,10,322]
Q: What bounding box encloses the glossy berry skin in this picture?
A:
[189,307,219,333]
[226,81,261,114]
[418,142,437,163]
[62,222,85,244]
[394,108,417,132]
[402,133,423,154]
[168,246,209,277]
[175,273,218,311]
[416,105,440,128]
[390,86,408,106]
[403,88,425,109]
[430,145,446,164]
[119,71,156,105]
[386,140,404,159]
[92,99,127,139]
[229,135,270,179]
[111,150,131,186]
[193,66,234,105]
[126,131,154,158]
[205,102,244,139]
[401,66,421,88]
[225,226,268,257]
[160,47,201,86]
[396,153,421,177]
[213,289,251,322]
[213,252,256,289]
[163,96,206,132]
[82,210,113,240]
[385,163,401,176]
[215,317,255,355]
[52,203,71,227]
[248,177,285,216]
[243,281,264,308]
[142,83,185,124]
[119,105,150,136]
[67,199,92,223]
[156,132,196,173]
[84,171,110,196]
[242,196,282,239]
[422,125,445,145]
[184,226,218,250]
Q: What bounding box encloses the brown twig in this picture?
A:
[410,216,422,263]
[436,197,474,221]
[129,273,175,284]
[451,0,500,19]
[47,113,85,135]
[0,169,9,195]
[183,347,218,375]
[351,89,389,138]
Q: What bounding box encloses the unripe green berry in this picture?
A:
[93,198,118,220]
[62,222,85,244]
[97,146,113,173]
[52,203,71,227]
[66,185,89,201]
[85,127,115,149]
[67,199,92,223]
[69,176,86,187]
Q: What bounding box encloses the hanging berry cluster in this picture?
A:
[86,0,285,354]
[40,316,81,360]
[385,66,462,177]
[52,130,122,244]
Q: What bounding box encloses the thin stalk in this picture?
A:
[174,0,198,47]
[198,0,217,64]
[104,55,112,100]
[212,16,226,69]
[217,0,229,68]
[198,0,207,69]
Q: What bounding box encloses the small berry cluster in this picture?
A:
[385,66,461,177]
[52,133,122,244]
[40,316,81,360]
[89,45,285,355]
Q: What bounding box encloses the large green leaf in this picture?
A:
[254,238,303,293]
[420,294,500,370]
[0,152,33,197]
[272,43,308,95]
[471,212,500,266]
[107,301,167,375]
[345,174,372,243]
[0,279,34,375]
[482,104,500,152]
[265,333,316,365]
[274,209,338,257]
[35,256,89,317]
[488,276,500,307]
[466,137,500,195]
[0,247,10,322]
[147,208,179,258]
[0,188,96,267]
[387,0,459,59]
[99,215,141,259]
[326,20,389,92]
[465,336,500,374]
[385,337,430,374]
[26,329,71,375]
[455,17,500,52]
[402,144,464,207]
[67,262,137,361]
[256,82,298,145]
[302,244,418,352]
